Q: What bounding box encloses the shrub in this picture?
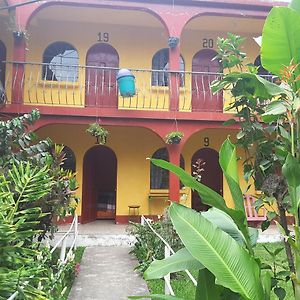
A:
[0,111,79,298]
[127,210,183,273]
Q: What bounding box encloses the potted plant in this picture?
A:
[86,123,109,145]
[165,131,184,144]
[168,37,179,48]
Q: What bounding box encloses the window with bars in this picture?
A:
[150,147,185,189]
[42,42,79,82]
[151,48,185,87]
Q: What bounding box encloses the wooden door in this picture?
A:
[191,148,223,212]
[192,49,222,112]
[82,146,117,223]
[85,43,119,107]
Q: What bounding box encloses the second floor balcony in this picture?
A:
[3,61,225,115]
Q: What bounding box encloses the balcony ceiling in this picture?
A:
[30,5,165,28]
[185,15,264,34]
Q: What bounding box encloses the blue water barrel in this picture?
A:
[117,69,136,97]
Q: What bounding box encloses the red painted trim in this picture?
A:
[9,0,283,44]
[167,145,181,202]
[169,46,181,111]
[12,37,26,104]
[56,215,160,225]
[1,104,234,122]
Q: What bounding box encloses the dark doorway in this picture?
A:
[191,148,223,211]
[82,146,117,223]
[192,49,222,112]
[85,43,119,107]
[0,40,6,87]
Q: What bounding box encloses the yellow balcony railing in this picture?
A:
[3,61,274,113]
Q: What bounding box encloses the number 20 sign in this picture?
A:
[202,38,214,48]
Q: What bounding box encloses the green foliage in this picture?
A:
[0,161,81,299]
[127,214,183,273]
[151,139,253,253]
[215,33,246,70]
[0,111,79,239]
[0,162,49,298]
[212,0,300,297]
[195,269,222,300]
[143,140,283,300]
[86,123,108,144]
[0,109,50,168]
[129,295,184,300]
[144,248,204,280]
[0,111,80,299]
[165,132,184,145]
[169,203,264,300]
[261,5,300,91]
[147,244,293,300]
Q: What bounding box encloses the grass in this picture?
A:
[147,243,294,299]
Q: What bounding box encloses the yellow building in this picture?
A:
[0,0,282,223]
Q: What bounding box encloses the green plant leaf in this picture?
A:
[129,295,184,300]
[150,159,248,251]
[261,6,300,90]
[274,287,286,300]
[202,208,246,246]
[262,101,287,122]
[144,248,204,280]
[169,203,264,300]
[261,271,272,300]
[219,139,245,213]
[289,0,300,13]
[213,72,285,99]
[282,154,300,212]
[195,269,221,300]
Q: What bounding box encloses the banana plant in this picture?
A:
[131,139,270,300]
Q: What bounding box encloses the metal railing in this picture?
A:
[50,214,78,263]
[140,215,197,296]
[4,61,225,112]
[6,215,78,300]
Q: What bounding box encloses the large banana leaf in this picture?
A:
[145,208,259,280]
[261,4,300,90]
[219,139,245,214]
[129,295,184,300]
[195,269,221,300]
[282,154,300,213]
[169,203,264,300]
[202,208,246,246]
[290,0,300,13]
[149,160,247,246]
[144,248,204,280]
[218,140,252,249]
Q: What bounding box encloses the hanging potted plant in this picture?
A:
[165,131,184,144]
[86,123,109,145]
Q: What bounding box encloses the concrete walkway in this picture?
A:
[68,246,149,300]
